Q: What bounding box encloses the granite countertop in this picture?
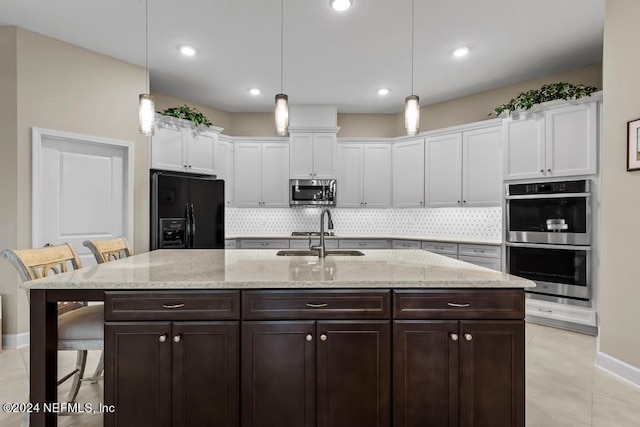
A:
[227,233,502,245]
[23,249,534,290]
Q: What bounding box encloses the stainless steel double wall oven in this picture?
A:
[506,180,591,305]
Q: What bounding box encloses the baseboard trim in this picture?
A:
[596,351,640,388]
[2,332,30,349]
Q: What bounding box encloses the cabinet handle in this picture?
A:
[306,303,328,308]
[463,200,466,204]
[473,249,486,253]
[306,333,313,342]
[188,165,192,168]
[457,200,460,204]
[320,334,328,341]
[450,333,459,341]
[162,303,185,309]
[435,246,444,250]
[464,333,473,341]
[419,201,423,205]
[447,302,470,308]
[364,202,367,206]
[547,169,551,173]
[540,169,544,173]
[538,308,553,313]
[159,334,167,343]
[183,165,188,168]
[173,335,182,343]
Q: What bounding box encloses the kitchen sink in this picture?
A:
[276,250,364,256]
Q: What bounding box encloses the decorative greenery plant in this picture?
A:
[490,82,598,116]
[158,104,213,127]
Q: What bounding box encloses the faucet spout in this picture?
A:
[311,208,334,258]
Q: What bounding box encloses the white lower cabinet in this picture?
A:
[225,239,237,249]
[239,239,290,249]
[289,239,338,249]
[421,241,458,259]
[234,140,289,208]
[525,298,597,335]
[458,243,502,271]
[391,240,422,249]
[338,239,390,249]
[458,255,502,271]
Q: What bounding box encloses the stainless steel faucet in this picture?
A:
[310,208,334,258]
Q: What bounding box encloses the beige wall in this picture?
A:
[152,91,232,133]
[229,112,274,136]
[337,114,398,138]
[599,0,640,369]
[0,27,20,340]
[0,27,150,337]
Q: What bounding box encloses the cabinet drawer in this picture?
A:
[421,241,458,256]
[239,239,290,249]
[458,255,502,272]
[393,289,524,320]
[338,239,390,249]
[391,240,422,249]
[105,291,240,321]
[243,290,391,319]
[225,239,237,249]
[289,239,339,249]
[458,244,501,259]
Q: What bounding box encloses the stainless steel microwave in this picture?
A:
[289,179,336,206]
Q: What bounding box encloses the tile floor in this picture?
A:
[0,322,638,426]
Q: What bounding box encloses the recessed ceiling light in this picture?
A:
[377,88,390,96]
[452,47,469,58]
[179,45,196,56]
[330,0,352,12]
[249,88,261,96]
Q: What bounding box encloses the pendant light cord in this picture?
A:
[280,0,284,94]
[410,0,414,94]
[145,0,149,93]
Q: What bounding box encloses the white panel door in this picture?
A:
[234,142,262,207]
[36,133,131,266]
[463,126,503,207]
[336,143,363,207]
[425,133,462,208]
[215,139,234,206]
[312,133,336,179]
[363,144,391,208]
[151,122,186,172]
[187,130,215,175]
[392,138,424,208]
[503,114,545,180]
[545,102,598,177]
[289,133,314,178]
[261,142,290,207]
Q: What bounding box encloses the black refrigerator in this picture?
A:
[150,170,225,250]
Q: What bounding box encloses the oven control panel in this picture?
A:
[508,179,588,195]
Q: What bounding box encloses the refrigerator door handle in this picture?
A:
[190,203,196,248]
[185,203,191,248]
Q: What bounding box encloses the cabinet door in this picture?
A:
[261,142,290,207]
[316,321,391,427]
[392,139,425,208]
[393,321,458,427]
[458,321,525,427]
[503,114,545,180]
[313,133,337,178]
[290,133,315,178]
[187,130,216,174]
[363,144,392,208]
[458,255,502,272]
[151,122,187,172]
[462,126,502,206]
[215,139,234,207]
[425,133,463,208]
[241,321,316,427]
[172,322,239,427]
[105,322,172,427]
[234,143,262,208]
[336,143,363,207]
[545,102,598,177]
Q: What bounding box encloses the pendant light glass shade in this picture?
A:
[404,95,420,137]
[275,94,289,137]
[138,93,155,136]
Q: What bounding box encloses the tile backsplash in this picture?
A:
[226,207,502,240]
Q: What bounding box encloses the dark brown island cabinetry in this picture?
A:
[104,291,240,427]
[393,290,525,427]
[102,288,524,427]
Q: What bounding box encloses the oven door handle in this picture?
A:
[505,242,591,251]
[506,192,590,200]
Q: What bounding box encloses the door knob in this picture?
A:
[306,333,313,342]
[159,334,167,343]
[320,334,328,341]
[173,335,182,343]
[450,333,459,341]
[464,333,473,341]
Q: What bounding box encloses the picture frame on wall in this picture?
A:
[627,118,640,171]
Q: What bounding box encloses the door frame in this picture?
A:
[31,127,135,250]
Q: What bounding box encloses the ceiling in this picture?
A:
[0,0,604,114]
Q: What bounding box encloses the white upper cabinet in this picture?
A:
[504,99,598,180]
[337,142,391,208]
[289,132,336,179]
[234,140,289,208]
[151,115,222,175]
[392,138,425,208]
[424,133,463,207]
[214,137,234,207]
[462,126,503,206]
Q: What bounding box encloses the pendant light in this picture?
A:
[275,0,289,136]
[404,0,419,137]
[138,0,155,136]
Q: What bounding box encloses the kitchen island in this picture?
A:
[24,249,534,427]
